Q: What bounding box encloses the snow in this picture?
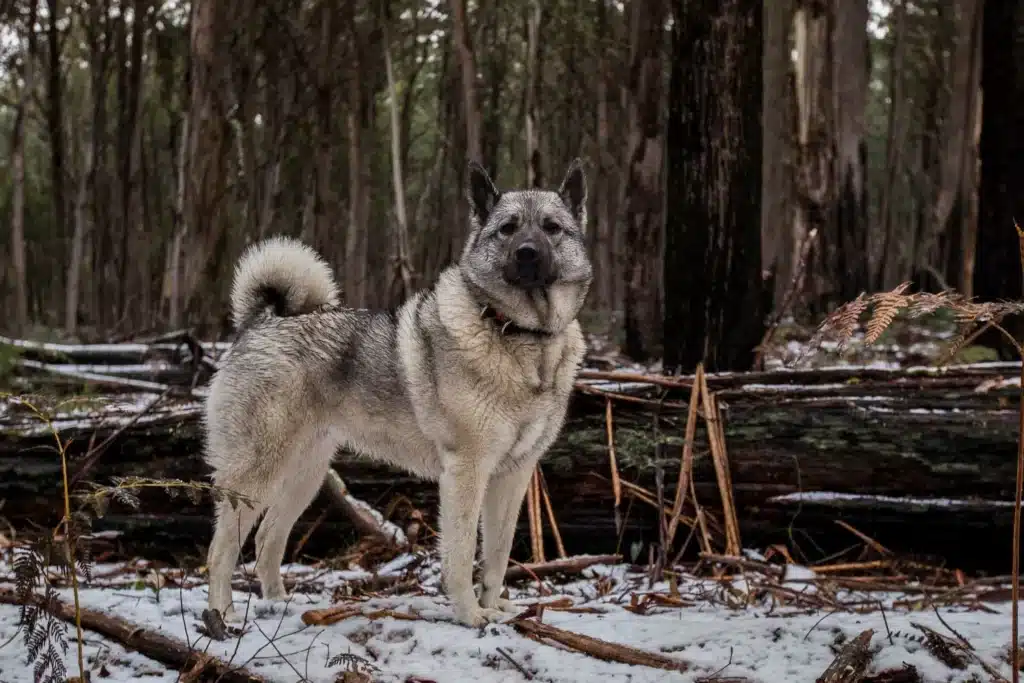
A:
[1,557,1021,682]
[770,490,1017,511]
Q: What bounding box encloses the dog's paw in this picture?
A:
[262,587,289,602]
[454,604,510,628]
[219,604,241,623]
[480,595,521,614]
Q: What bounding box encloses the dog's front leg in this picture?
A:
[438,454,502,627]
[480,462,536,612]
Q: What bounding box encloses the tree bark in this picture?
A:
[973,0,1024,302]
[875,0,908,290]
[344,3,370,309]
[663,0,766,373]
[524,0,542,188]
[593,0,615,314]
[621,0,667,363]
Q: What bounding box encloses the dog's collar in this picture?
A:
[479,305,552,337]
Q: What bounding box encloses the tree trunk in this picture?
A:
[9,0,39,333]
[592,0,614,314]
[47,0,68,320]
[621,0,667,363]
[935,0,982,295]
[383,13,413,304]
[829,0,871,304]
[794,0,871,313]
[761,0,794,310]
[178,0,231,324]
[663,0,766,373]
[524,0,542,188]
[449,0,482,163]
[344,5,370,309]
[973,0,1024,302]
[874,0,908,290]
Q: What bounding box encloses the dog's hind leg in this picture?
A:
[253,450,330,601]
[479,463,536,612]
[207,496,264,621]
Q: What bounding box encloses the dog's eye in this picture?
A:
[498,222,517,236]
[543,221,562,235]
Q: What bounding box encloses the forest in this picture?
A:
[3,0,1024,682]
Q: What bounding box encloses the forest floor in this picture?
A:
[0,550,1020,683]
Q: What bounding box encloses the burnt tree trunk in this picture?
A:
[663,0,767,373]
[974,0,1024,303]
[621,0,667,362]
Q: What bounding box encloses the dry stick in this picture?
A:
[527,469,546,564]
[833,519,893,557]
[666,363,702,550]
[16,358,191,396]
[0,589,268,683]
[511,617,688,672]
[1013,219,1024,683]
[537,467,567,559]
[699,371,741,556]
[604,397,622,533]
[815,629,874,683]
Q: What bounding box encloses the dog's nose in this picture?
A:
[516,243,539,264]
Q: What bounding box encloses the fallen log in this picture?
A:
[2,362,1023,572]
[0,588,269,683]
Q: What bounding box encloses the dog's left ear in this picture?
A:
[558,158,587,227]
[467,161,501,224]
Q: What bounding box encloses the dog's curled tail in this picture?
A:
[230,236,340,328]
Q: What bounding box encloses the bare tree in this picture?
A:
[524,0,542,188]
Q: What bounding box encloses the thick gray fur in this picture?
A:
[204,159,593,627]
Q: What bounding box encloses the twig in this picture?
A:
[754,227,818,371]
[537,467,566,559]
[495,646,534,679]
[527,468,545,563]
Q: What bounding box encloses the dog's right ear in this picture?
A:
[467,161,501,224]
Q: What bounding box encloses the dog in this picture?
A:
[203,159,593,627]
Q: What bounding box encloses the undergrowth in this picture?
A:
[4,393,253,683]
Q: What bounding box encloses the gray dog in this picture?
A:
[204,160,592,627]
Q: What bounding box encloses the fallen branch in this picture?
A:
[815,629,874,683]
[322,468,408,549]
[0,588,268,683]
[511,616,688,672]
[504,554,621,582]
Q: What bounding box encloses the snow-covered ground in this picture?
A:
[1,554,1020,682]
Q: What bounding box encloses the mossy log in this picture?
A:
[1,362,1021,572]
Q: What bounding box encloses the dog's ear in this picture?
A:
[467,161,501,224]
[558,158,587,227]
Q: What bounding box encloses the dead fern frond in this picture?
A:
[864,282,913,344]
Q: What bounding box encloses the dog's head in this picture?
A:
[459,159,593,335]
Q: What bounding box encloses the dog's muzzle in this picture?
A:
[504,239,556,288]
